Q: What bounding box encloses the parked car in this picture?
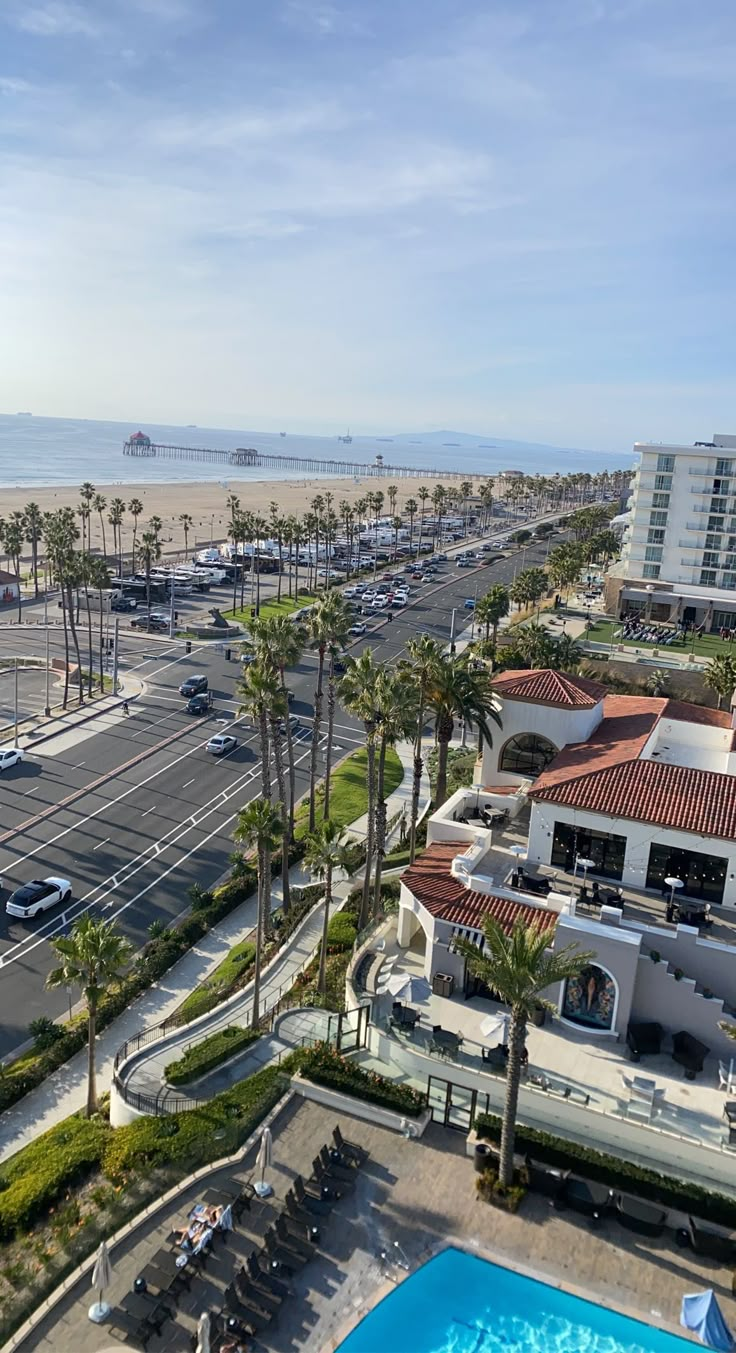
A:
[6,877,72,919]
[131,614,167,632]
[206,733,238,756]
[0,746,24,772]
[179,674,209,698]
[343,586,360,598]
[187,692,212,715]
[111,596,137,612]
[349,622,367,636]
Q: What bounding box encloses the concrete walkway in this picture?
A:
[0,736,428,1159]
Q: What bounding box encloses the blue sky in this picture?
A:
[0,0,734,450]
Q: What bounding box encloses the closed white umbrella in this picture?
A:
[480,1012,509,1044]
[88,1239,113,1323]
[195,1309,211,1353]
[255,1125,273,1198]
[385,972,432,1002]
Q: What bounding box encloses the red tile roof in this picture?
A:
[491,668,606,708]
[402,842,557,935]
[529,693,736,840]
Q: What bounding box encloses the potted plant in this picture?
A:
[649,950,661,964]
[530,1002,546,1028]
[703,987,714,999]
[674,968,684,982]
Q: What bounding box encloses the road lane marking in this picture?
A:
[24,786,37,795]
[182,778,195,789]
[141,805,157,817]
[92,838,110,851]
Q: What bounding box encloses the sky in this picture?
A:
[0,0,734,450]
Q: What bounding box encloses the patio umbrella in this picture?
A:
[509,844,526,860]
[254,1125,274,1198]
[195,1310,211,1353]
[681,1290,735,1350]
[219,1203,234,1232]
[88,1239,113,1323]
[385,972,432,1002]
[480,1012,509,1044]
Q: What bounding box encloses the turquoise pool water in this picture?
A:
[336,1247,694,1352]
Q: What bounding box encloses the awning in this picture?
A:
[450,924,485,952]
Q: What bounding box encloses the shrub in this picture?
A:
[28,1017,66,1053]
[476,1165,527,1213]
[326,914,357,952]
[177,940,256,1024]
[300,1042,425,1116]
[474,1113,736,1227]
[165,1026,259,1086]
[0,1116,110,1240]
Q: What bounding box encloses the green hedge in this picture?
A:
[0,1116,110,1240]
[177,941,256,1024]
[326,914,357,952]
[474,1112,736,1228]
[301,1042,425,1117]
[165,1026,259,1086]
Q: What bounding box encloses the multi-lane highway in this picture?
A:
[0,534,554,1056]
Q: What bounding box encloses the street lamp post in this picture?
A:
[43,561,51,716]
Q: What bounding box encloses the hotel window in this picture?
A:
[654,474,672,491]
[711,498,729,514]
[716,458,734,476]
[726,555,736,571]
[652,493,670,509]
[714,479,731,496]
[642,563,660,579]
[551,822,626,880]
[723,573,736,590]
[656,454,675,473]
[708,516,725,531]
[706,534,723,550]
[645,546,662,562]
[499,732,558,778]
[649,510,668,527]
[647,528,666,544]
[702,551,720,567]
[700,569,717,586]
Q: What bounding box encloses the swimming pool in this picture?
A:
[336,1247,694,1352]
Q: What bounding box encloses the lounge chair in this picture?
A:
[245,1251,291,1299]
[106,1307,153,1349]
[558,1175,613,1222]
[615,1193,667,1237]
[481,1044,507,1071]
[311,1154,353,1194]
[225,1277,274,1323]
[333,1123,368,1165]
[688,1215,736,1262]
[263,1228,306,1274]
[319,1143,355,1182]
[235,1272,282,1316]
[672,1031,709,1079]
[294,1174,332,1214]
[275,1212,315,1260]
[525,1156,569,1201]
[626,1021,663,1062]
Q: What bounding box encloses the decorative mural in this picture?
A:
[563,964,617,1030]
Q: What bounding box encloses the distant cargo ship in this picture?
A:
[280,431,287,437]
[17,411,32,416]
[443,442,460,447]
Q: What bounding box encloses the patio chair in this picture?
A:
[235,1271,282,1316]
[625,1021,663,1062]
[294,1174,332,1214]
[524,1156,569,1201]
[312,1153,354,1193]
[106,1307,153,1349]
[333,1123,368,1165]
[482,1044,508,1071]
[275,1212,315,1260]
[615,1193,667,1238]
[688,1215,736,1262]
[223,1280,273,1331]
[719,1060,736,1093]
[558,1175,613,1223]
[672,1030,710,1079]
[263,1228,306,1275]
[319,1143,355,1182]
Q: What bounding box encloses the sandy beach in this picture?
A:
[1,476,459,559]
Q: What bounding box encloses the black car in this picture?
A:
[111,596,137,612]
[186,692,212,714]
[131,614,167,632]
[179,674,209,698]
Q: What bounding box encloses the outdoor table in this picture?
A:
[431,1030,461,1057]
[723,1102,736,1125]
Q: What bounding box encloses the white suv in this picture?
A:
[0,747,24,772]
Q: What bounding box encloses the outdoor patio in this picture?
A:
[15,1099,732,1352]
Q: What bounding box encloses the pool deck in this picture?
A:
[18,1098,727,1352]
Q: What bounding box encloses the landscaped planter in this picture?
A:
[290,1072,431,1136]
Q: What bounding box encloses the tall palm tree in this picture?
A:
[405,497,417,559]
[454,918,591,1187]
[307,593,352,828]
[128,498,143,574]
[23,502,43,598]
[399,635,443,863]
[93,493,107,559]
[239,651,293,917]
[426,655,500,806]
[79,550,95,697]
[238,658,274,808]
[269,503,285,602]
[372,670,417,914]
[2,513,24,623]
[304,819,350,995]
[339,651,380,929]
[233,799,283,1028]
[139,530,161,615]
[431,484,446,549]
[108,498,125,576]
[43,509,73,706]
[179,512,193,560]
[149,515,163,549]
[477,584,510,648]
[88,556,111,691]
[417,485,429,553]
[79,482,95,552]
[46,916,132,1116]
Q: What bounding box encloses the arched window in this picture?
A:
[499,732,558,778]
[562,964,618,1032]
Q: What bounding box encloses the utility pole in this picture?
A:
[13,657,19,745]
[169,571,176,640]
[112,617,120,694]
[43,562,51,716]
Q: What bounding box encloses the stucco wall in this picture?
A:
[553,914,641,1040]
[481,695,604,784]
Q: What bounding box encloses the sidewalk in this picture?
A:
[0,738,425,1161]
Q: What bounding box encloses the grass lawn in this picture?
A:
[586,618,729,661]
[223,591,319,626]
[294,745,403,839]
[177,939,256,1023]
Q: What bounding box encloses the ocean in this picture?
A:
[0,413,635,490]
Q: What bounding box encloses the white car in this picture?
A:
[0,746,24,772]
[343,586,360,598]
[360,590,377,602]
[6,877,72,919]
[349,622,367,636]
[206,734,238,756]
[392,594,407,608]
[371,596,387,610]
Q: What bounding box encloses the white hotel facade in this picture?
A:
[606,432,736,631]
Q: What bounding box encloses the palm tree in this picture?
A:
[405,497,417,559]
[139,530,161,615]
[88,556,111,691]
[425,655,500,806]
[79,482,95,552]
[238,658,274,804]
[245,615,306,842]
[108,498,125,576]
[304,819,350,995]
[2,513,24,623]
[306,593,352,830]
[477,584,510,647]
[431,484,446,549]
[93,493,107,559]
[339,651,380,929]
[23,502,43,598]
[400,635,443,863]
[79,551,95,697]
[372,670,417,913]
[269,503,285,602]
[554,632,583,673]
[234,799,283,1028]
[417,485,429,553]
[239,649,293,916]
[705,654,736,710]
[128,498,143,574]
[46,916,132,1116]
[454,918,591,1187]
[179,512,193,560]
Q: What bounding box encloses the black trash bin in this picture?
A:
[185,639,192,655]
[474,1142,493,1174]
[225,647,231,661]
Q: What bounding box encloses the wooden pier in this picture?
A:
[122,439,479,481]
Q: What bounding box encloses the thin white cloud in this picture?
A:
[150,100,348,151]
[282,0,367,37]
[14,2,99,37]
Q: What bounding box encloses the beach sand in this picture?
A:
[1,476,455,559]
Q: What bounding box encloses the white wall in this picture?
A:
[481,696,604,785]
[527,801,736,908]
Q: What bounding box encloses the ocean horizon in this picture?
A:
[0,412,636,490]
